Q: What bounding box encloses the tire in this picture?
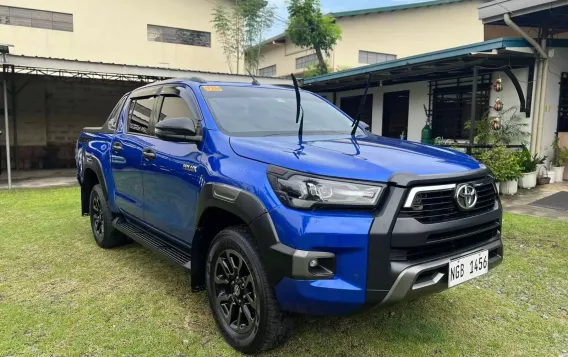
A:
[206,225,293,354]
[89,184,127,249]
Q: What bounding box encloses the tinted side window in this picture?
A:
[127,97,155,135]
[108,95,128,131]
[158,96,192,123]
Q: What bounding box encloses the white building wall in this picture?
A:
[488,67,532,139]
[318,68,533,144]
[0,0,238,73]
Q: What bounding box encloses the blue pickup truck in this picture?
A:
[77,77,503,354]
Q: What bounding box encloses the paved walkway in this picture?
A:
[0,169,77,189]
[500,181,568,221]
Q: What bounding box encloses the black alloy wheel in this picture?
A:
[91,193,104,238]
[213,249,259,334]
[88,184,127,249]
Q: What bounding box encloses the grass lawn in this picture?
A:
[0,187,567,357]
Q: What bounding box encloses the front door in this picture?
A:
[111,96,158,220]
[382,91,409,139]
[141,88,202,245]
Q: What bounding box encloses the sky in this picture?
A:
[265,0,434,38]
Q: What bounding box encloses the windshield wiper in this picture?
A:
[291,73,304,140]
[351,73,373,136]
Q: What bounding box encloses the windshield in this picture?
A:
[200,86,363,137]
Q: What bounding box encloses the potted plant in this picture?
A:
[478,146,523,195]
[551,137,568,182]
[517,147,546,189]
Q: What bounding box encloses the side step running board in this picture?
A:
[112,217,191,270]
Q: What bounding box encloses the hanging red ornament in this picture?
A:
[493,76,503,92]
[494,98,503,112]
[491,118,501,131]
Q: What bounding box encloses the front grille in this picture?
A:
[390,222,500,261]
[399,179,497,224]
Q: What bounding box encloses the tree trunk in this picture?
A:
[314,47,327,74]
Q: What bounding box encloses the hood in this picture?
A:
[229,134,481,183]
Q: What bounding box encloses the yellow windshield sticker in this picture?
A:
[203,86,223,92]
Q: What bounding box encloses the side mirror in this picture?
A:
[155,117,201,142]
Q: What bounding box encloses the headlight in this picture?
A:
[267,167,384,209]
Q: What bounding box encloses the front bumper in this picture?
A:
[273,236,502,315]
[261,170,504,316]
[378,238,502,306]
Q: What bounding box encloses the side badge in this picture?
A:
[183,163,197,172]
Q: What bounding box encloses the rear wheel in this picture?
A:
[89,184,127,249]
[206,226,293,354]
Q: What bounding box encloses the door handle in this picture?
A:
[143,148,157,161]
[112,142,123,152]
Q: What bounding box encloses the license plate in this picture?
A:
[448,250,488,288]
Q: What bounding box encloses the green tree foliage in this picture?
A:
[286,0,342,74]
[241,0,276,74]
[212,0,275,74]
[303,61,351,78]
[212,5,242,74]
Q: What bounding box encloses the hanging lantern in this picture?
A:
[494,98,503,112]
[491,117,502,131]
[493,76,503,92]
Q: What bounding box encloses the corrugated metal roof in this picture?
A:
[5,53,281,79]
[331,0,470,18]
[5,54,293,85]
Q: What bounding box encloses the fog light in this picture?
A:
[309,259,318,268]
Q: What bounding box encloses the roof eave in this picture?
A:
[303,38,530,85]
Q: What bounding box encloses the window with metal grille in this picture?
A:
[358,51,396,65]
[258,65,276,77]
[147,24,211,47]
[296,54,318,69]
[0,5,73,32]
[429,75,491,140]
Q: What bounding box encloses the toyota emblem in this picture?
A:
[455,184,477,211]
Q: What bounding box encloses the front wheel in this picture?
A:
[206,226,293,354]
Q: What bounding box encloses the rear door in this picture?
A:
[111,92,159,220]
[141,86,203,244]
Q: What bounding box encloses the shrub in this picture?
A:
[550,136,568,167]
[478,146,523,182]
[517,147,547,173]
[466,107,530,146]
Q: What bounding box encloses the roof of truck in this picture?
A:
[137,77,296,91]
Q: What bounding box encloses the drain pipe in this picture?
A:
[503,13,548,154]
[530,56,545,154]
[504,14,548,59]
[535,38,549,154]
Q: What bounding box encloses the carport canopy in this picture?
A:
[302,38,536,93]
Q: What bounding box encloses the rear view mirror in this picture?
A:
[155,117,201,142]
